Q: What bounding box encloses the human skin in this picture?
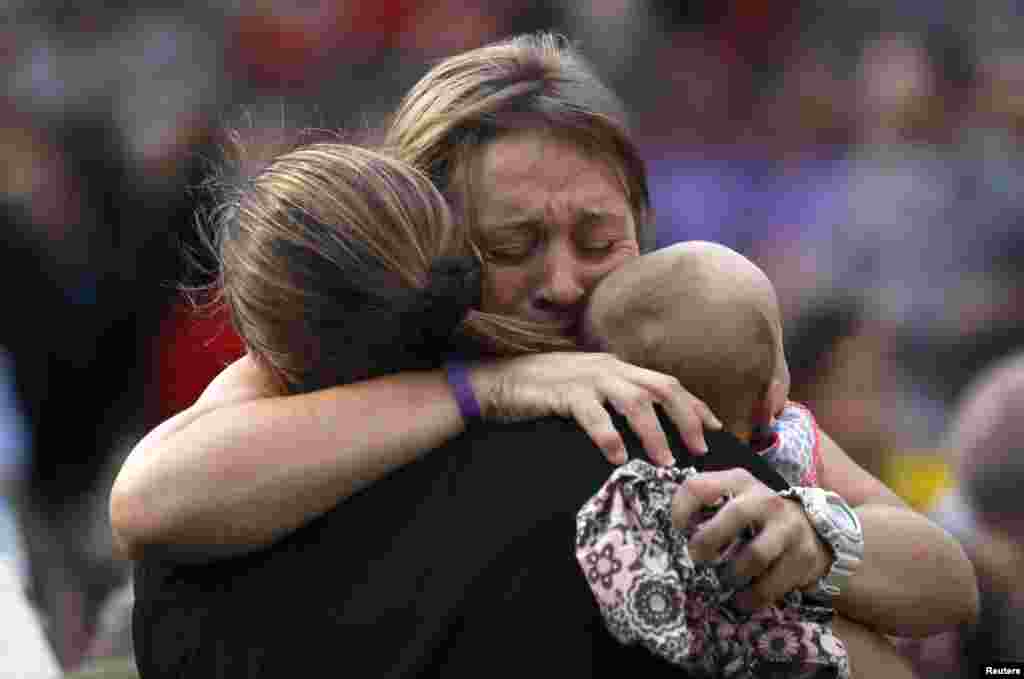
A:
[831,614,918,678]
[673,430,979,637]
[110,129,977,647]
[467,131,719,464]
[109,131,718,560]
[588,240,978,637]
[471,130,641,325]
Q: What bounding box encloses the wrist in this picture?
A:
[779,486,864,602]
[444,360,482,425]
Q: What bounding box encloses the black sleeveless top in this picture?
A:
[133,412,785,678]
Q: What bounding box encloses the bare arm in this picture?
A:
[819,430,980,637]
[110,355,464,561]
[830,615,918,679]
[111,351,720,562]
[672,430,979,639]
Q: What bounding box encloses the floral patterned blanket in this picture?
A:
[575,460,850,678]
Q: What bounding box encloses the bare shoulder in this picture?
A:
[123,354,283,459]
[193,353,286,411]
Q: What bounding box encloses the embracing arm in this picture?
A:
[673,429,978,640]
[110,354,464,561]
[819,430,980,637]
[110,351,720,562]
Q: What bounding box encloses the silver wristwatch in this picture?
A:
[778,486,863,602]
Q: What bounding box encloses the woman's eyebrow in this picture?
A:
[482,208,628,233]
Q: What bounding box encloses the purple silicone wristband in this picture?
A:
[445,361,482,422]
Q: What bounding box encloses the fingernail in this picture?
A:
[696,439,708,455]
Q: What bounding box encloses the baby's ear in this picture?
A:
[768,378,789,418]
[752,379,787,427]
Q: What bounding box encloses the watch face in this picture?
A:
[828,500,860,534]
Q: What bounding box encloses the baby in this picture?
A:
[576,241,846,677]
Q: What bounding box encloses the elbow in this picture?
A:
[959,553,982,628]
[921,539,981,634]
[108,477,164,562]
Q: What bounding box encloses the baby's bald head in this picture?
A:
[584,241,788,440]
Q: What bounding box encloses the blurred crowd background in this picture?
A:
[1,1,1022,676]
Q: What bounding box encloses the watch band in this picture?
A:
[778,486,864,602]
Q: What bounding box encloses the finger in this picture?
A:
[607,361,723,447]
[670,468,757,531]
[686,473,772,562]
[683,469,760,504]
[734,543,807,613]
[694,398,724,431]
[569,395,627,465]
[606,386,674,466]
[651,379,713,455]
[688,490,766,563]
[728,512,796,586]
[660,396,709,455]
[651,373,724,436]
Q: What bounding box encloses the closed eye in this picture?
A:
[578,240,615,255]
[482,239,536,264]
[480,222,540,264]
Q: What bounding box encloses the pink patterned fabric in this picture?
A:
[755,402,822,487]
[575,459,850,678]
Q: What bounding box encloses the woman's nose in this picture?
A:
[535,247,585,309]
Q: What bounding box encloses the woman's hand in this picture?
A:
[470,352,722,466]
[670,468,833,612]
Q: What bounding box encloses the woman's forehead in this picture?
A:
[471,130,631,218]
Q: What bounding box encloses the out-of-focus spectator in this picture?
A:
[1,6,234,669]
[784,296,894,482]
[0,348,61,679]
[0,556,62,679]
[902,351,1024,676]
[0,0,1019,673]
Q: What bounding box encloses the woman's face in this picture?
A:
[468,129,641,333]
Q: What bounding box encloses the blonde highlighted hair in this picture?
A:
[209,142,571,393]
[384,32,654,254]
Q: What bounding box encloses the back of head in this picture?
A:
[947,351,1024,540]
[383,32,655,253]
[587,241,782,436]
[210,142,566,393]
